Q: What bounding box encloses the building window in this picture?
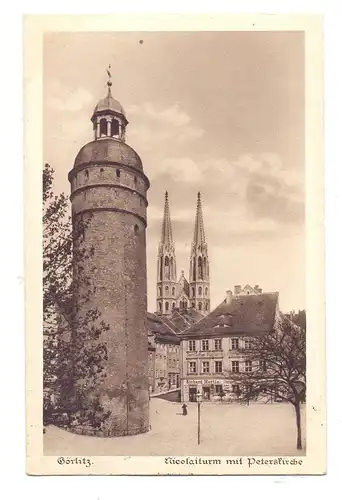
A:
[116,168,120,179]
[188,340,196,351]
[205,303,208,311]
[202,361,210,373]
[232,384,240,394]
[134,176,137,186]
[215,384,223,394]
[232,361,240,373]
[245,338,252,349]
[245,360,252,372]
[192,287,195,297]
[198,302,202,311]
[158,286,161,296]
[85,169,89,181]
[192,302,195,308]
[231,338,239,350]
[165,301,169,311]
[214,339,222,351]
[172,286,175,295]
[205,287,208,296]
[172,302,176,309]
[198,286,202,296]
[134,224,139,234]
[158,302,162,312]
[165,286,169,296]
[215,361,223,373]
[189,362,197,374]
[259,360,267,372]
[201,339,209,351]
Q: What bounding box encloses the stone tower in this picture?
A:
[189,192,210,313]
[68,72,150,436]
[156,191,177,315]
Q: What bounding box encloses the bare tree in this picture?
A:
[43,163,110,430]
[230,315,306,450]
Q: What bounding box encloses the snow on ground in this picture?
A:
[44,398,306,456]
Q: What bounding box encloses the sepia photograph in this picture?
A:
[25,14,325,475]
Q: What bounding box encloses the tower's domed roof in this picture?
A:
[93,95,126,117]
[73,138,143,170]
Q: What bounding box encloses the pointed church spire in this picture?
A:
[192,191,206,246]
[160,191,174,247]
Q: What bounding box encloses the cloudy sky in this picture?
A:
[44,31,305,313]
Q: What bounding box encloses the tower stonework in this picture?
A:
[68,76,150,436]
[189,192,210,313]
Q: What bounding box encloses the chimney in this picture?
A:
[234,285,242,295]
[225,290,233,304]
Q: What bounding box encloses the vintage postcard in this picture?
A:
[25,13,325,475]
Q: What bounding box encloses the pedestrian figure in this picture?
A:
[182,403,188,416]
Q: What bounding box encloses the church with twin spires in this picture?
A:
[156,191,210,317]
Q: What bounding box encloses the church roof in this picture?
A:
[180,292,279,338]
[161,308,205,333]
[147,312,180,344]
[72,138,144,171]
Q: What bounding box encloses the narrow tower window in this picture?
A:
[116,169,120,179]
[172,287,175,296]
[198,286,202,296]
[158,287,162,297]
[199,302,202,311]
[165,302,169,312]
[100,118,107,137]
[159,256,163,281]
[134,224,139,234]
[85,169,89,182]
[205,287,208,296]
[192,287,195,297]
[165,286,169,296]
[111,119,119,136]
[198,256,203,280]
[172,302,176,310]
[158,302,162,312]
[164,256,170,280]
[193,258,196,281]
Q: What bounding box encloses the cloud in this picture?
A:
[158,157,203,184]
[232,154,304,224]
[47,81,93,112]
[127,102,204,151]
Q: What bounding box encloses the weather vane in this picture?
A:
[106,64,112,88]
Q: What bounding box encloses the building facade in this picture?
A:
[69,74,150,436]
[156,191,210,316]
[147,313,181,394]
[179,286,280,402]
